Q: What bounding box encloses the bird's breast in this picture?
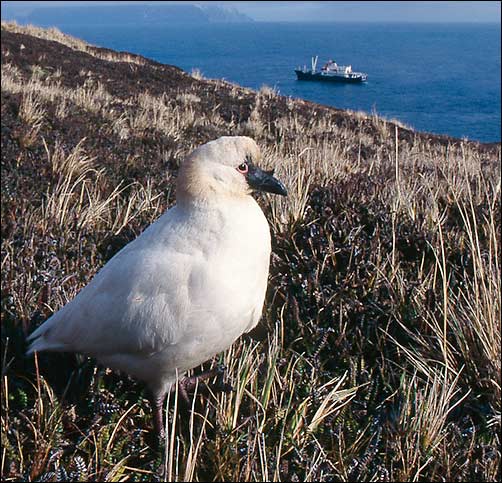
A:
[181,198,271,339]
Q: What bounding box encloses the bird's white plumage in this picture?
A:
[27,136,273,397]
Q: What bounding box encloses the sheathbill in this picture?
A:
[27,136,287,438]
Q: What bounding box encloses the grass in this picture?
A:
[1,22,501,481]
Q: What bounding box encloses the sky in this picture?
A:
[1,1,501,23]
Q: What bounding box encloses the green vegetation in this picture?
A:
[1,21,500,481]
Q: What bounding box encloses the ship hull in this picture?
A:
[295,70,367,83]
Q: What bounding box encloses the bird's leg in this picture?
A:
[151,368,223,439]
[151,367,227,439]
[151,393,166,440]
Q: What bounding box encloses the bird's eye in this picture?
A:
[237,162,248,174]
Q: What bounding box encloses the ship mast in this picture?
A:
[311,55,318,73]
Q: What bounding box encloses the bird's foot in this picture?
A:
[177,365,232,403]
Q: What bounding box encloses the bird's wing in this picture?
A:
[27,239,198,356]
[27,208,202,357]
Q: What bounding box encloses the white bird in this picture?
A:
[27,136,287,437]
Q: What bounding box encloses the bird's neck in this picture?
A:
[176,165,249,206]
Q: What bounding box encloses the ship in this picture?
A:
[295,56,367,83]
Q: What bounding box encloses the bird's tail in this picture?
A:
[26,335,67,356]
[25,320,68,355]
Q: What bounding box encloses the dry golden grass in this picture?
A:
[1,20,90,51]
[1,21,146,66]
[190,68,205,80]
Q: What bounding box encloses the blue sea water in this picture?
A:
[34,21,502,142]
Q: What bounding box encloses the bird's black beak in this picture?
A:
[246,164,287,196]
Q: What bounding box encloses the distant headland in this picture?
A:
[0,3,254,26]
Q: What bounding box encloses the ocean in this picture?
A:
[31,21,502,143]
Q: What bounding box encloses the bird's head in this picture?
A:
[177,136,287,203]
